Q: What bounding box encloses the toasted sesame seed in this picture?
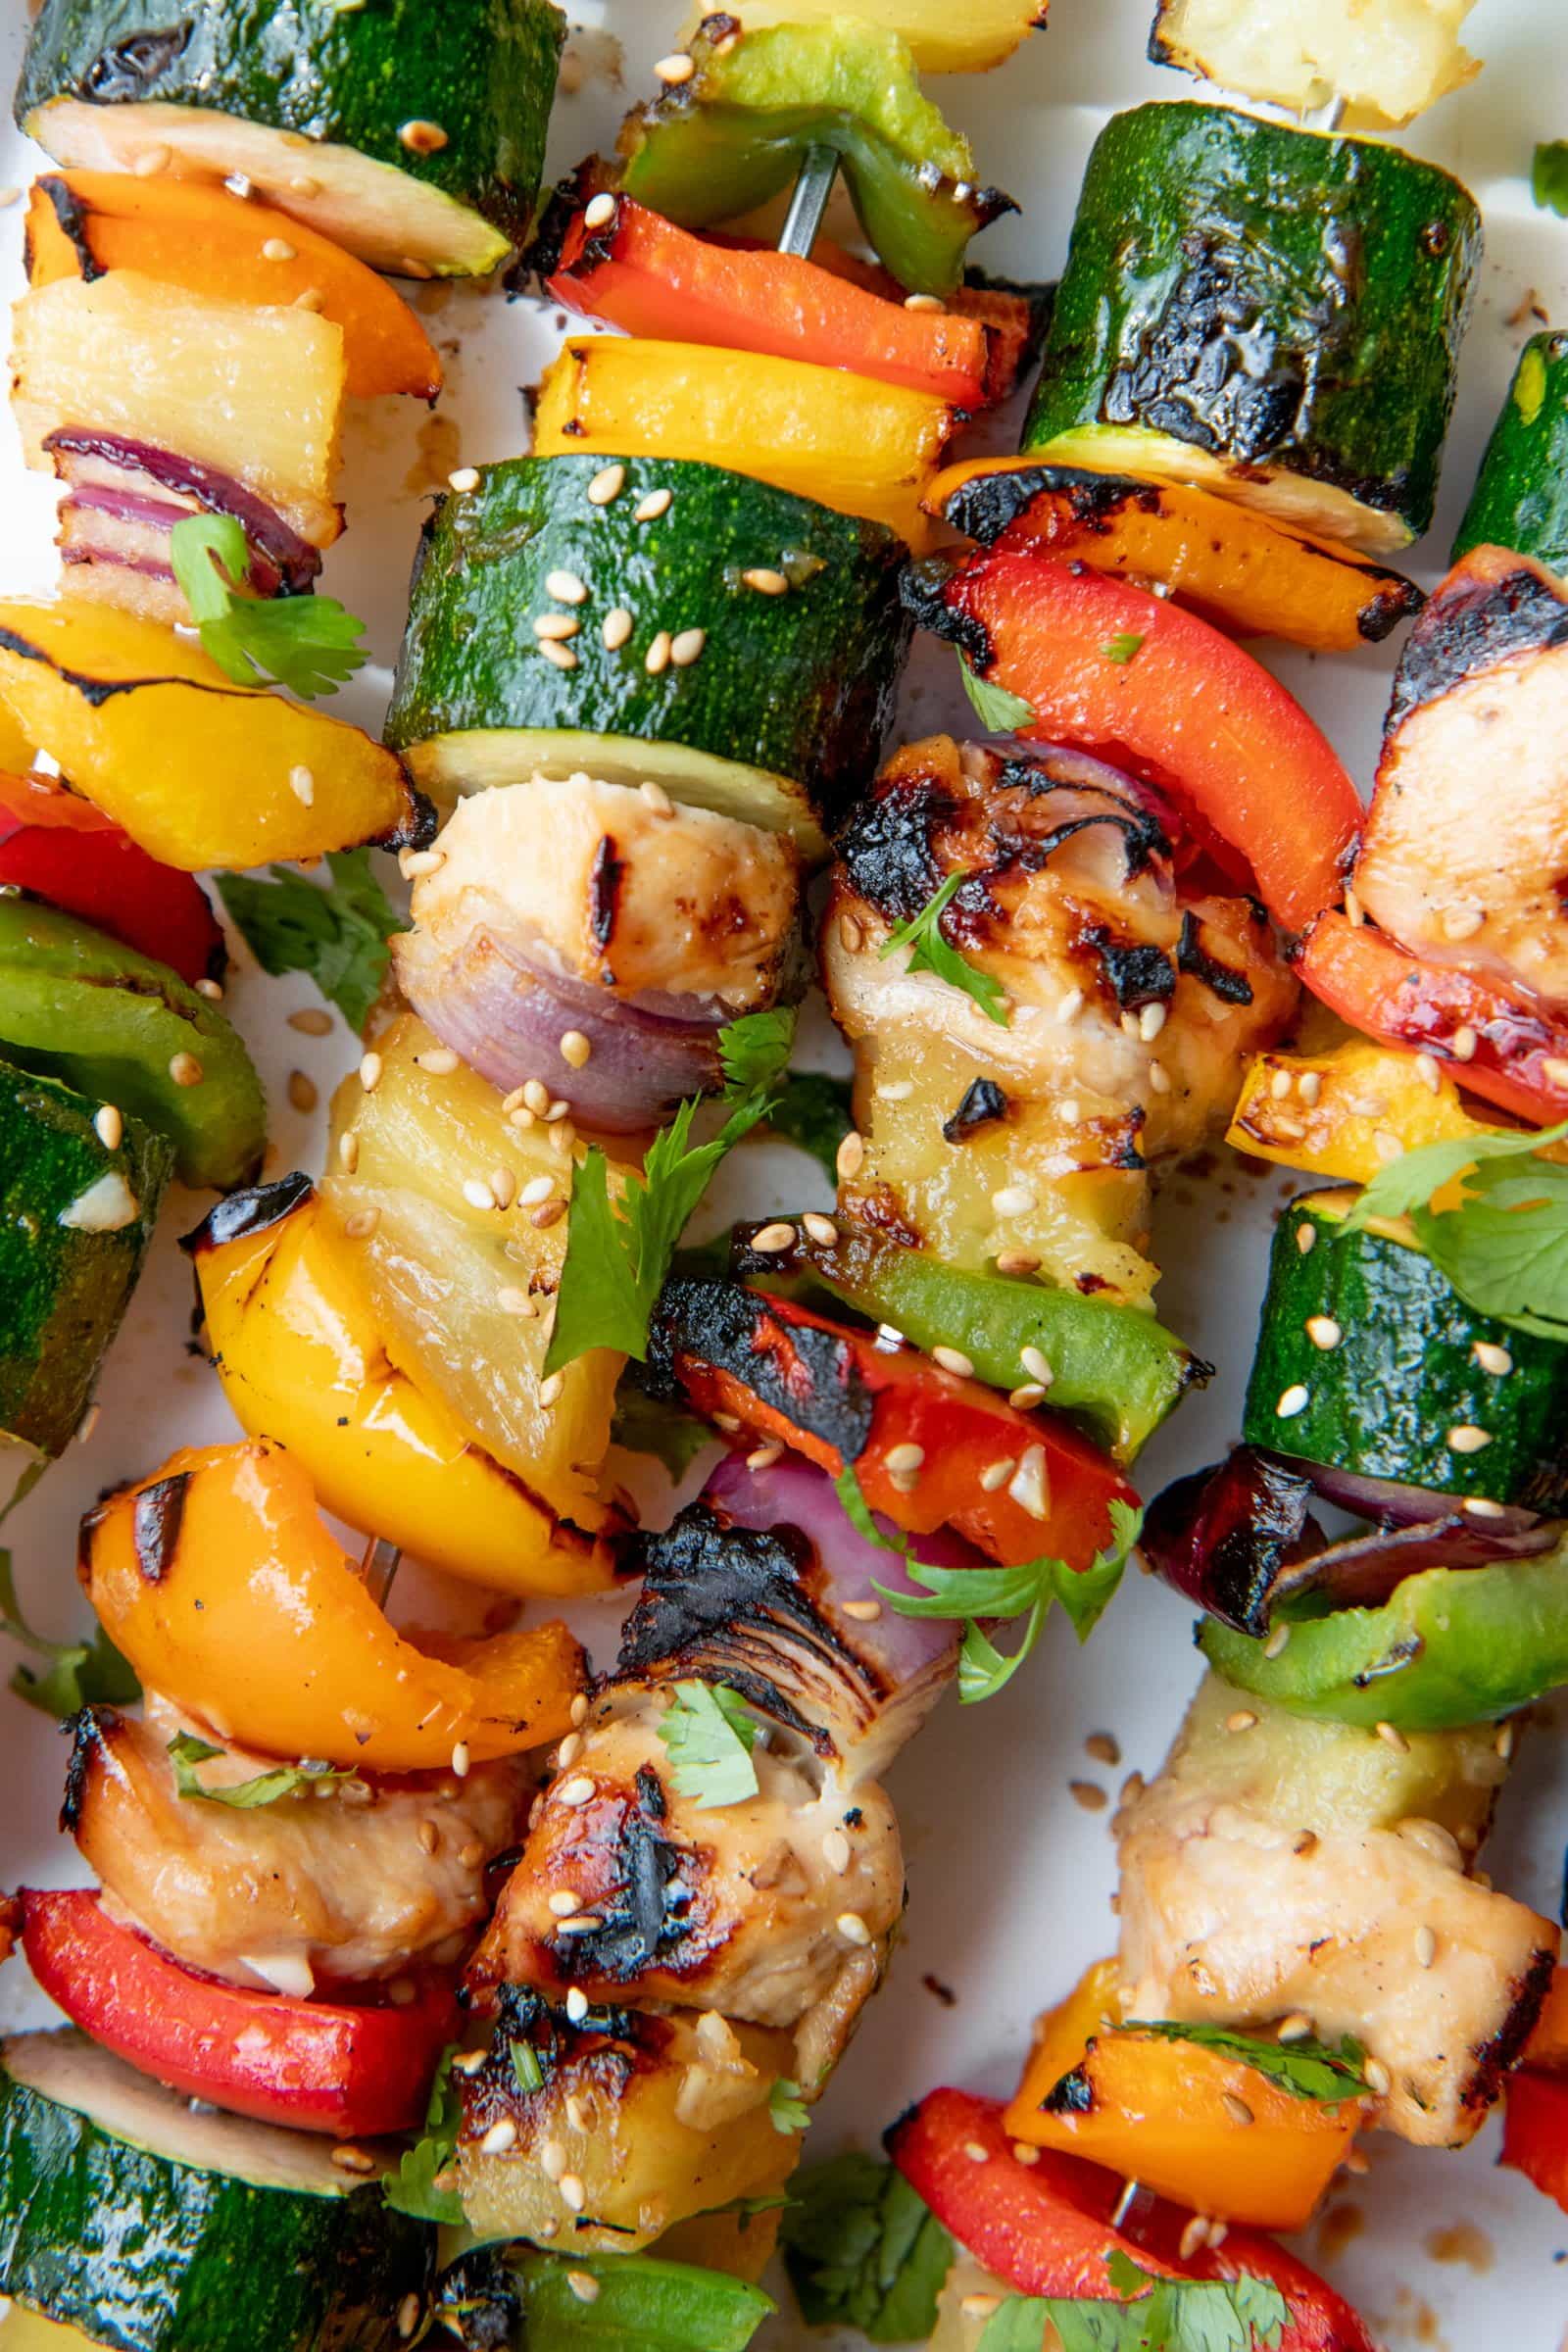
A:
[565,1987,589,2023]
[343,1207,380,1240]
[352,1052,382,1099]
[1226,1709,1259,1733]
[399,119,449,153]
[751,1220,797,1253]
[821,1827,854,1880]
[1222,2093,1254,2128]
[169,1052,203,1088]
[1441,904,1485,941]
[558,1776,596,1807]
[1363,2057,1392,2096]
[996,1249,1042,1275]
[638,779,674,819]
[287,763,315,806]
[1277,2012,1313,2041]
[566,2274,600,2306]
[292,284,325,310]
[845,1599,883,1627]
[1415,1924,1439,1969]
[533,612,580,641]
[260,234,297,262]
[1446,1423,1492,1452]
[571,1694,589,1725]
[447,466,480,493]
[195,977,224,1001]
[403,847,446,877]
[545,569,589,606]
[1008,1383,1048,1410]
[337,1130,360,1173]
[1269,1068,1293,1101]
[746,1441,783,1471]
[1298,1069,1323,1107]
[1068,1779,1106,1812]
[560,2173,587,2211]
[1305,1315,1342,1349]
[992,1183,1037,1218]
[1013,2142,1041,2165]
[287,1068,318,1114]
[886,1442,925,1475]
[1019,1343,1054,1387]
[837,1911,872,1946]
[1275,1383,1309,1418]
[635,488,673,522]
[397,2293,421,2341]
[583,192,617,231]
[417,1820,439,1855]
[94,1104,123,1151]
[654,49,696,81]
[485,1165,514,1210]
[537,638,578,671]
[1179,2215,1210,2261]
[1375,1720,1409,1753]
[838,910,865,952]
[670,626,707,666]
[330,2143,375,2174]
[836,1130,866,1180]
[602,607,635,650]
[645,629,673,675]
[1495,1720,1516,1759]
[1139,1001,1167,1043]
[480,2118,517,2155]
[1450,1024,1479,1061]
[587,463,625,505]
[548,1887,582,1917]
[518,1174,556,1207]
[523,1079,552,1115]
[539,1370,565,1406]
[803,1211,839,1246]
[1413,1052,1442,1094]
[418,1047,460,1075]
[1263,1621,1292,1659]
[963,2140,989,2164]
[742,566,790,594]
[1008,1445,1050,1520]
[1296,1221,1317,1254]
[713,1411,742,1433]
[132,145,172,177]
[1471,1340,1512,1375]
[932,1345,974,1377]
[448,1740,470,1777]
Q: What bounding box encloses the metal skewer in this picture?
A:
[777,140,840,260]
[360,1532,403,1609]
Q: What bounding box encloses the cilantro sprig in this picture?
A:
[657,1680,761,1809]
[170,514,368,699]
[838,1466,1139,1702]
[768,2078,811,2135]
[216,848,407,1033]
[879,869,1008,1029]
[383,2045,466,2225]
[980,2251,1289,2351]
[1343,1115,1568,1341]
[959,653,1036,734]
[1116,2021,1368,2105]
[1102,631,1146,665]
[1534,140,1568,217]
[168,1731,362,1810]
[781,2154,954,2342]
[546,1007,796,1370]
[0,1461,139,1718]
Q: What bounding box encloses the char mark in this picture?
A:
[131,1472,190,1584]
[943,1077,1008,1143]
[1388,553,1568,734]
[179,1170,313,1256]
[1176,910,1253,1006]
[645,1279,875,1463]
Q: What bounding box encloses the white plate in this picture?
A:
[1,2,1566,2343]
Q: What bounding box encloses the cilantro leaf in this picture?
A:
[959,653,1037,733]
[1342,1117,1568,1341]
[981,2251,1290,2352]
[217,848,406,1033]
[1102,632,1146,665]
[546,1007,796,1370]
[763,1070,855,1184]
[1342,1117,1568,1230]
[657,1681,760,1808]
[879,869,1008,1028]
[383,2044,466,2225]
[769,2078,811,2134]
[170,514,368,699]
[167,1731,361,1809]
[1534,140,1568,216]
[0,1467,140,1718]
[782,2154,955,2341]
[1116,2021,1367,2104]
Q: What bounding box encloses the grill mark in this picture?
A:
[131,1472,190,1583]
[180,1171,314,1255]
[589,834,623,951]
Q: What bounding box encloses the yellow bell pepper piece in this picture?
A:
[1227,1034,1486,1186]
[1004,1962,1362,2230]
[0,596,422,870]
[532,335,953,552]
[80,1439,585,1770]
[189,1178,620,1597]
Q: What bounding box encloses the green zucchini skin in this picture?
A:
[0,1054,169,1456]
[1022,102,1482,544]
[385,454,913,841]
[1243,1195,1568,1512]
[1452,331,1568,571]
[17,0,564,258]
[0,2034,432,2352]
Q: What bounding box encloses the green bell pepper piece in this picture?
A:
[1201,1538,1568,1733]
[732,1215,1205,1461]
[0,896,266,1191]
[616,18,1013,297]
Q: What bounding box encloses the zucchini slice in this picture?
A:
[385,455,913,857]
[17,0,565,278]
[1148,0,1481,130]
[1453,330,1568,573]
[1022,102,1481,555]
[1244,1191,1568,1512]
[0,2031,434,2352]
[0,1053,170,1457]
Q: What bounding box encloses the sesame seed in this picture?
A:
[1375,1720,1409,1753]
[557,1733,583,1770]
[1305,1315,1342,1349]
[1221,2093,1254,2128]
[133,145,172,177]
[996,1249,1041,1275]
[1277,2012,1313,2041]
[742,566,790,594]
[1471,1340,1512,1375]
[746,1441,783,1470]
[1008,1383,1048,1410]
[1345,886,1364,926]
[288,764,315,806]
[94,1104,122,1151]
[654,48,696,80]
[463,1178,498,1211]
[403,848,446,877]
[539,1370,565,1406]
[1545,1057,1568,1091]
[670,627,707,666]
[533,612,580,641]
[399,119,449,154]
[992,1183,1037,1217]
[961,2295,1003,2320]
[1416,1925,1438,1969]
[1450,1024,1479,1061]
[1264,1622,1291,1659]
[639,779,673,816]
[545,569,589,606]
[480,2118,517,2155]
[1019,1344,1054,1387]
[567,2274,600,2306]
[877,1079,913,1101]
[1055,987,1085,1024]
[337,1130,360,1173]
[1495,1721,1516,1760]
[837,1911,872,1946]
[980,1457,1015,1492]
[1272,1113,1306,1139]
[261,235,297,262]
[602,607,634,649]
[822,1828,852,1874]
[359,1052,382,1093]
[1441,904,1485,941]
[169,1052,203,1088]
[932,1345,974,1377]
[417,1820,439,1855]
[1068,1779,1106,1811]
[288,1069,318,1114]
[330,2143,375,2173]
[635,489,673,522]
[558,1776,596,1806]
[538,638,578,671]
[583,192,617,231]
[1179,2215,1210,2261]
[519,1174,555,1207]
[644,629,673,675]
[1227,1709,1259,1734]
[397,2293,422,2340]
[750,1220,797,1253]
[419,1047,460,1075]
[1296,1221,1317,1254]
[450,1740,471,1777]
[1415,1053,1442,1094]
[195,977,224,1001]
[587,463,626,505]
[904,290,946,312]
[839,911,865,952]
[886,1442,925,1476]
[523,1079,552,1115]
[1139,1001,1167,1043]
[565,1987,589,2023]
[560,2173,587,2212]
[548,1887,582,1917]
[1013,2142,1040,2165]
[803,1212,839,1246]
[1275,1383,1309,1418]
[964,2140,989,2164]
[844,1597,883,1625]
[1298,1069,1323,1106]
[292,284,325,310]
[289,173,321,196]
[343,1207,380,1240]
[836,1130,866,1180]
[1363,2057,1392,2096]
[571,1694,589,1725]
[1446,1423,1492,1452]
[1270,1068,1293,1101]
[1008,1445,1050,1520]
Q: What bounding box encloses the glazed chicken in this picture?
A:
[65,1693,529,1992]
[823,736,1298,1302]
[1353,549,1568,1011]
[1115,1675,1557,2147]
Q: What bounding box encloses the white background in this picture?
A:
[2,0,1568,2343]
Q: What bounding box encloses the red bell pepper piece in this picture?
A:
[548,193,997,408]
[0,770,225,989]
[665,1289,1138,1572]
[22,1886,459,2137]
[889,2087,1376,2351]
[1298,911,1568,1128]
[920,548,1362,933]
[1502,2068,1568,2213]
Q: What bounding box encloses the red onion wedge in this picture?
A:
[44,429,323,594]
[618,1449,972,1785]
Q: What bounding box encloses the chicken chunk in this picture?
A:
[468,1690,902,2030]
[66,1695,529,1991]
[1354,550,1568,1012]
[1115,1676,1557,2146]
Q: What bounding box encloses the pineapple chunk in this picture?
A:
[1150,0,1480,127]
[322,1013,623,1531]
[675,0,1047,73]
[930,2258,1027,2349]
[11,270,346,551]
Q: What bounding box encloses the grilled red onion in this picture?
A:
[44,429,322,594]
[1294,1457,1544,1534]
[618,1449,971,1785]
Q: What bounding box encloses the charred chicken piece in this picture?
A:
[1115,1674,1557,2147]
[823,735,1297,1303]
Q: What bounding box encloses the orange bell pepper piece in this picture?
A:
[79,1439,584,1771]
[25,172,440,403]
[1522,1969,1568,2072]
[1004,1963,1363,2230]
